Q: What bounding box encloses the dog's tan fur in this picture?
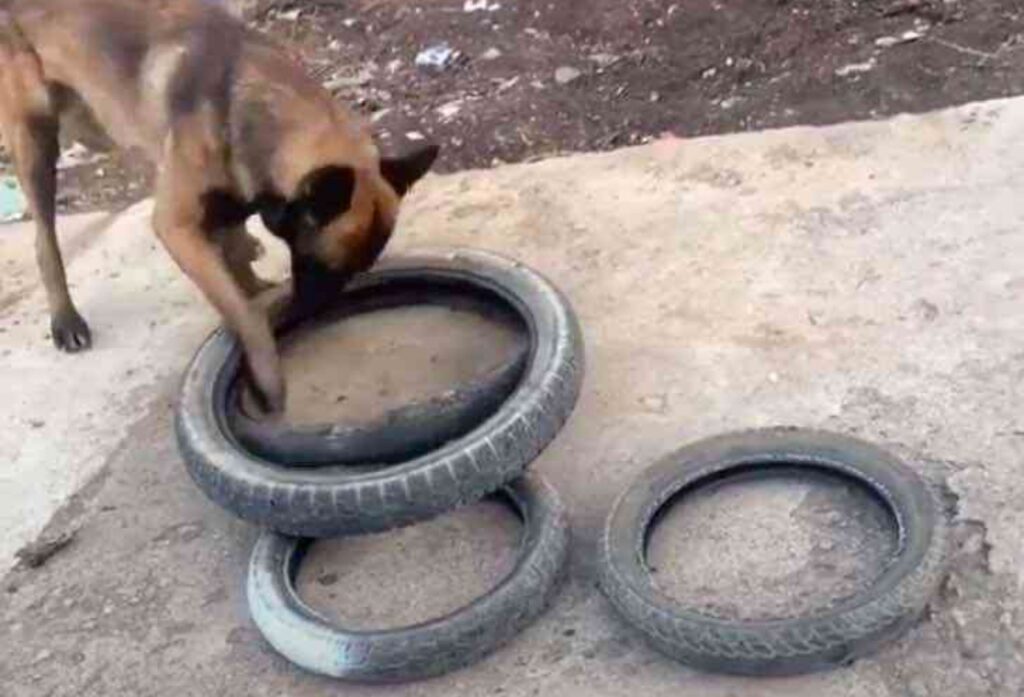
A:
[0,0,438,411]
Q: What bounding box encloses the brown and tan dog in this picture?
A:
[0,0,438,411]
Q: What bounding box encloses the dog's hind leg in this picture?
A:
[0,13,91,351]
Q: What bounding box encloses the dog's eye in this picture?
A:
[300,166,356,226]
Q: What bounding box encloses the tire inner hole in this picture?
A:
[276,290,527,428]
[644,467,899,621]
[295,494,524,630]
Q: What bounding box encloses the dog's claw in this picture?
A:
[51,309,92,353]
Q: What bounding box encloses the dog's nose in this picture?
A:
[290,256,349,316]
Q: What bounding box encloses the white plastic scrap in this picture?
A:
[0,176,26,223]
[835,57,877,77]
[463,0,500,12]
[415,43,459,70]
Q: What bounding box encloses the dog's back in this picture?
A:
[9,0,247,158]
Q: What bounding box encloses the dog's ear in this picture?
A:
[380,143,440,196]
[297,166,356,225]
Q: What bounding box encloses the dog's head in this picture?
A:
[260,143,439,312]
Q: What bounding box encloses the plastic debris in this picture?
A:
[415,43,459,71]
[463,0,500,11]
[835,57,877,77]
[0,176,27,223]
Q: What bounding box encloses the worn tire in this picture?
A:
[175,249,584,537]
[247,473,570,683]
[598,427,950,676]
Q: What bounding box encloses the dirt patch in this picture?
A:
[4,0,1024,215]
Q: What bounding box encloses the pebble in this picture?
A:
[588,52,620,68]
[554,66,582,85]
[480,47,503,61]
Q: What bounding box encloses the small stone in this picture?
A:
[436,100,463,120]
[480,47,503,61]
[34,649,52,663]
[554,66,582,85]
[588,52,620,68]
[649,91,660,102]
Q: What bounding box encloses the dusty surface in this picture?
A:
[647,472,896,622]
[281,304,523,425]
[4,98,1024,695]
[5,0,1024,214]
[298,499,521,629]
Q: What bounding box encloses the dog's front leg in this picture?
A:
[153,149,284,413]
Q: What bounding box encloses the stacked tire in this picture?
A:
[175,249,584,683]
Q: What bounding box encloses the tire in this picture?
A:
[175,249,584,537]
[597,427,950,676]
[247,473,570,683]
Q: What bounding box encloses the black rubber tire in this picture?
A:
[175,249,584,537]
[597,427,950,676]
[247,473,570,683]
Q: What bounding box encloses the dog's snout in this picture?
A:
[291,256,349,316]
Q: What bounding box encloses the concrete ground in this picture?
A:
[3,97,1024,695]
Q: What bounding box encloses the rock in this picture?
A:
[554,66,582,85]
[588,52,620,69]
[480,47,503,61]
[436,100,463,121]
[323,68,374,92]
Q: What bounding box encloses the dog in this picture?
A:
[0,0,438,412]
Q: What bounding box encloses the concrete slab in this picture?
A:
[3,96,1024,696]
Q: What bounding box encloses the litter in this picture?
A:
[0,176,27,223]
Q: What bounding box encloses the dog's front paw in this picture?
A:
[51,308,92,352]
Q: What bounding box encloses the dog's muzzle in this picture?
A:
[290,255,350,317]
